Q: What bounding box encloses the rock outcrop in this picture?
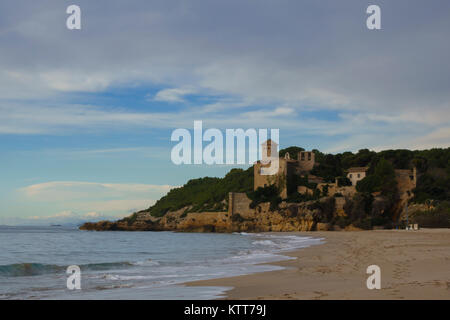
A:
[80,196,337,232]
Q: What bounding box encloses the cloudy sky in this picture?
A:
[0,0,449,224]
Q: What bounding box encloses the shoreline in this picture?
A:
[186,229,450,299]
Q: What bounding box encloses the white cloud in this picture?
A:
[21,181,174,198]
[153,88,196,103]
[0,1,448,118]
[18,181,176,218]
[0,2,448,154]
[83,211,101,218]
[40,71,112,92]
[3,210,125,226]
[29,210,76,220]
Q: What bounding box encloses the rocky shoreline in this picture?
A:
[80,196,367,232]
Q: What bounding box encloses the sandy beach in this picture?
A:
[188,229,450,299]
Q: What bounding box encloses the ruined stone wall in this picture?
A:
[395,168,416,202]
[228,192,254,218]
[334,197,347,216]
[254,158,288,198]
[392,168,417,220]
[297,151,315,172]
[317,183,356,198]
[298,185,314,195]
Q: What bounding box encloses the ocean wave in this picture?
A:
[0,261,133,277]
[0,263,64,277]
[101,273,186,281]
[131,259,160,266]
[252,240,276,246]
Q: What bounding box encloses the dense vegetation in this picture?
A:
[356,158,398,199]
[247,185,282,211]
[279,146,304,160]
[143,167,253,217]
[409,201,450,228]
[142,146,449,220]
[311,147,450,202]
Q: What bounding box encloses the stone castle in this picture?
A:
[254,139,416,196]
[229,140,417,217]
[254,139,317,198]
[82,140,419,232]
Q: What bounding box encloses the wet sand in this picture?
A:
[187,229,450,299]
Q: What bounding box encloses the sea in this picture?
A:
[0,226,323,300]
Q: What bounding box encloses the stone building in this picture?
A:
[395,168,417,201]
[254,140,316,199]
[347,167,369,186]
[254,140,417,204]
[317,180,357,198]
[298,151,316,172]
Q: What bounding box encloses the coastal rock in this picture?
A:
[316,223,332,231]
[79,196,336,232]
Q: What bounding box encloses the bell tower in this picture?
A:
[262,139,278,159]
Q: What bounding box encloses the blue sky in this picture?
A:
[0,0,449,224]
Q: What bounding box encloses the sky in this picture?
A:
[0,0,449,224]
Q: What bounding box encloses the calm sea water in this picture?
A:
[0,226,323,299]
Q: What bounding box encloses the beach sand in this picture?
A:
[187,229,450,299]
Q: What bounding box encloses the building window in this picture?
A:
[357,173,360,178]
[301,153,305,161]
[349,174,352,178]
[308,152,311,160]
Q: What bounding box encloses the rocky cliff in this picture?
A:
[80,197,341,232]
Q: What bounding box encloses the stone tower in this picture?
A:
[297,151,315,172]
[262,139,278,159]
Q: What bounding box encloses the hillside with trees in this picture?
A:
[135,146,449,228]
[142,167,253,217]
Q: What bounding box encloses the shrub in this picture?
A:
[247,184,282,211]
[231,213,245,223]
[120,212,138,226]
[286,192,317,203]
[147,167,253,217]
[345,193,374,221]
[333,216,351,228]
[337,177,352,187]
[309,198,335,223]
[410,201,450,228]
[354,217,373,230]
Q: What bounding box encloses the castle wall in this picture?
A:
[317,182,356,197]
[253,146,316,200]
[228,192,254,218]
[297,151,315,172]
[395,168,416,200]
[253,162,271,190]
[335,197,347,216]
[254,158,289,199]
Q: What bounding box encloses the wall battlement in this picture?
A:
[254,140,316,199]
[297,151,315,172]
